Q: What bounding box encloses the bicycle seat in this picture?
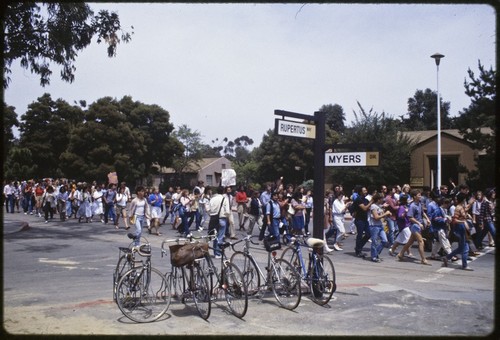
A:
[306,238,325,248]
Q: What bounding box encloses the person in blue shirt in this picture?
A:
[148,187,163,235]
[258,184,272,241]
[266,191,281,239]
[429,197,455,260]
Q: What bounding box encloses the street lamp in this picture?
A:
[431,52,444,190]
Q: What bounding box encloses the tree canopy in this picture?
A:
[7,94,181,183]
[326,102,413,191]
[3,2,133,88]
[401,89,453,131]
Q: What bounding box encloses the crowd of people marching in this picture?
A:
[2,177,496,269]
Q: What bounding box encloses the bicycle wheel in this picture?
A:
[270,258,301,310]
[201,255,216,294]
[222,262,248,318]
[116,267,170,323]
[280,247,303,278]
[191,263,211,320]
[113,254,133,301]
[230,251,260,296]
[309,255,336,306]
[168,266,187,303]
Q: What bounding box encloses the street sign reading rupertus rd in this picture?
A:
[275,119,316,139]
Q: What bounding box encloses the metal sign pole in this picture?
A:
[312,111,325,241]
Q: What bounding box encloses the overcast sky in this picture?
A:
[4,3,496,147]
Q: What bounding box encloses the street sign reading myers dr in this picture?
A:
[325,152,379,167]
[275,119,316,139]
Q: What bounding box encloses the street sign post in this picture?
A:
[274,109,325,243]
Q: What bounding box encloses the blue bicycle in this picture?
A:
[280,235,336,305]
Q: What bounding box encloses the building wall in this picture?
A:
[410,134,477,188]
[197,158,231,187]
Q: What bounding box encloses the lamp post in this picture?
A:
[431,53,444,190]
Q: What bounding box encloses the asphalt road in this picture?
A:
[2,211,497,337]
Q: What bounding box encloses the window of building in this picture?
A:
[206,175,213,186]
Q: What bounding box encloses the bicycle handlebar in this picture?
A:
[230,234,259,252]
[131,244,152,257]
[160,231,217,257]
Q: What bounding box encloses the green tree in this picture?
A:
[328,102,413,191]
[3,147,37,180]
[171,124,203,177]
[122,97,181,173]
[3,2,133,88]
[455,61,496,189]
[319,103,346,133]
[18,93,84,178]
[60,96,181,183]
[401,89,453,131]
[2,103,19,161]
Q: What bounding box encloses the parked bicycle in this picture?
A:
[280,235,336,306]
[200,231,248,319]
[113,236,150,302]
[161,236,212,320]
[115,243,171,323]
[230,235,301,310]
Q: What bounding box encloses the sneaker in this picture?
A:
[462,267,474,271]
[388,249,395,257]
[214,255,222,259]
[371,257,381,263]
[198,227,203,232]
[333,244,343,251]
[306,232,311,236]
[127,233,136,240]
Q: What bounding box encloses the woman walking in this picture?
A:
[127,186,151,246]
[396,189,431,265]
[369,193,392,262]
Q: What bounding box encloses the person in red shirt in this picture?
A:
[235,185,249,231]
[34,182,45,217]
